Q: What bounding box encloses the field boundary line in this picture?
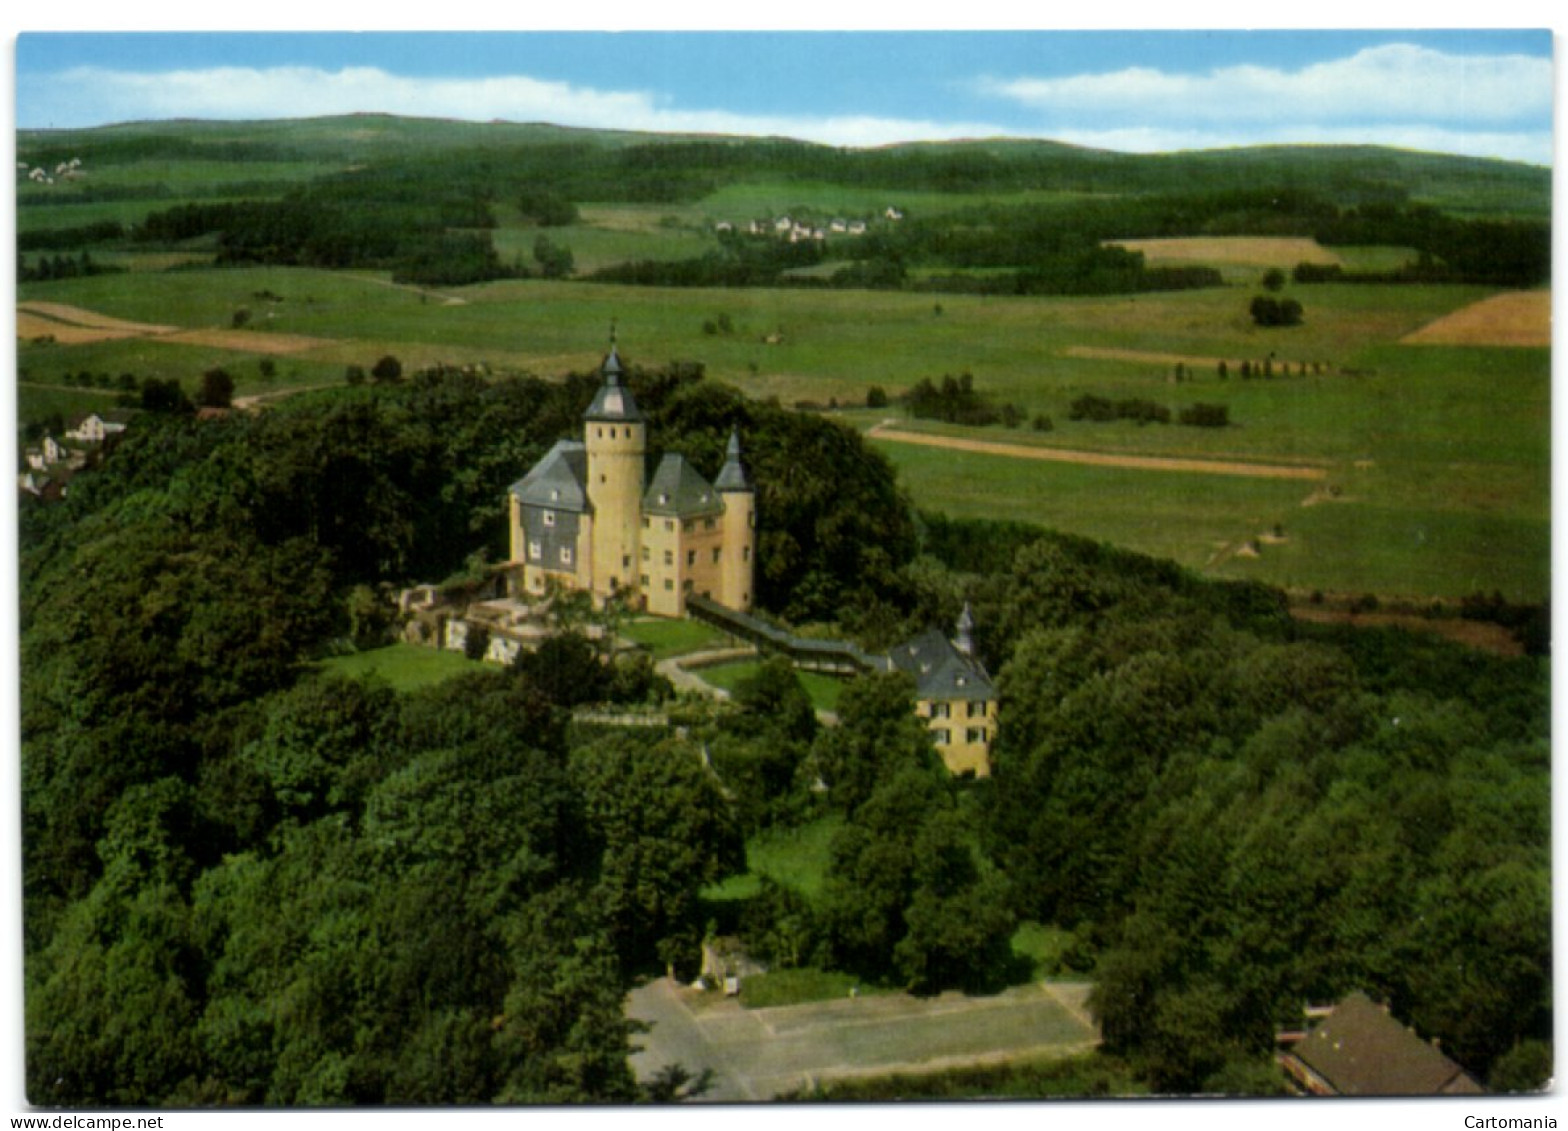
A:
[867,423,1329,481]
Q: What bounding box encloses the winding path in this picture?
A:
[867,420,1329,481]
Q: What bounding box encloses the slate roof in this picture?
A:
[1286,992,1483,1096]
[888,628,994,702]
[714,428,751,492]
[584,345,644,423]
[643,454,723,518]
[509,440,590,512]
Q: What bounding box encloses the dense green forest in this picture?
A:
[20,350,1550,1100]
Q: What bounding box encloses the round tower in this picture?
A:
[584,337,645,600]
[714,427,756,611]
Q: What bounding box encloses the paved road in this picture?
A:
[626,977,1099,1102]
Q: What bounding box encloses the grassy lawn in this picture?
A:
[704,814,844,904]
[737,967,888,1008]
[618,616,728,660]
[315,642,488,692]
[697,659,848,715]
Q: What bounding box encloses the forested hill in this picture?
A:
[18,114,1552,215]
[20,360,1551,1101]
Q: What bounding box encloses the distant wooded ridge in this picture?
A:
[18,117,1550,294]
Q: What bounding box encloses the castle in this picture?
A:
[506,338,756,617]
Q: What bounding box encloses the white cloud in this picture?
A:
[30,64,1008,149]
[983,44,1553,126]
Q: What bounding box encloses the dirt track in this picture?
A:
[18,301,338,355]
[867,422,1329,481]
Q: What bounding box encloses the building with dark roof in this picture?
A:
[888,604,996,776]
[507,336,755,617]
[1278,991,1484,1096]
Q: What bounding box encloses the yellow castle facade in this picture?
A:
[507,340,756,617]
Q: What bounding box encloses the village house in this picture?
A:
[888,604,996,777]
[506,336,756,618]
[66,411,129,444]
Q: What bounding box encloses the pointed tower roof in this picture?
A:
[714,427,751,492]
[584,329,643,423]
[955,601,976,657]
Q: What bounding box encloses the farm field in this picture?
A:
[16,258,1549,603]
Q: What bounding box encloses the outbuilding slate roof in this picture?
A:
[509,440,590,512]
[888,628,994,702]
[643,454,723,517]
[1285,992,1483,1096]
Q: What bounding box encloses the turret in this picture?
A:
[955,602,975,657]
[584,333,645,600]
[716,427,756,611]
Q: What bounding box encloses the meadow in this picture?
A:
[17,262,1548,602]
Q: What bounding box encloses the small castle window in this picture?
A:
[664,579,674,591]
[712,548,722,563]
[934,729,951,746]
[560,547,574,566]
[527,540,542,561]
[543,510,556,527]
[659,493,669,505]
[664,550,674,566]
[966,727,987,744]
[687,550,696,567]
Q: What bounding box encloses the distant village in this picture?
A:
[716,206,904,243]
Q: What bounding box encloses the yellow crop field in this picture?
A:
[1401,290,1551,348]
[1107,236,1343,267]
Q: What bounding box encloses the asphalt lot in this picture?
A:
[625,976,1100,1101]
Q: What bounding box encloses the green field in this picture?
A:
[315,642,488,692]
[17,267,1548,602]
[14,118,1550,606]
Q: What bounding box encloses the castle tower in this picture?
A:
[714,427,756,611]
[583,336,645,601]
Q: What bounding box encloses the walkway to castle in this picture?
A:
[626,976,1099,1101]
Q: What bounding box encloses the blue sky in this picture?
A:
[10,27,1558,165]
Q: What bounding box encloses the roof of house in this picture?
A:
[1287,992,1484,1096]
[509,440,590,512]
[584,345,644,423]
[888,627,994,702]
[643,454,723,518]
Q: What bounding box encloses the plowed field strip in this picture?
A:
[868,423,1328,481]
